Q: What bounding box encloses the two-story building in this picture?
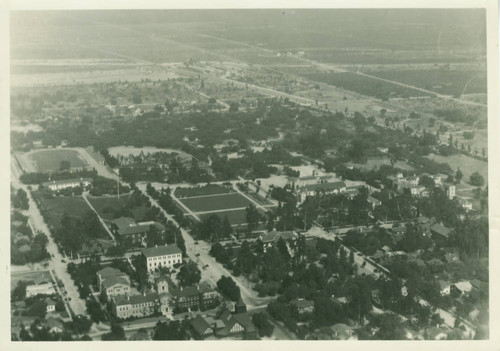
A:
[142,245,183,273]
[111,292,160,319]
[96,267,131,298]
[111,217,166,247]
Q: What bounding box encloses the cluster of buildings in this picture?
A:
[96,245,220,320]
[190,298,257,340]
[42,177,93,192]
[110,217,166,247]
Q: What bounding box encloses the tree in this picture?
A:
[222,215,233,237]
[102,324,125,341]
[177,261,201,287]
[217,276,240,301]
[469,172,484,186]
[246,204,260,232]
[252,312,275,337]
[371,313,406,340]
[455,168,463,184]
[229,102,239,112]
[153,320,190,340]
[11,280,28,301]
[72,315,92,334]
[27,300,47,319]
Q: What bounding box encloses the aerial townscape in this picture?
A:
[9,9,489,342]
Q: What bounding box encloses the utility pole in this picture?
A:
[117,168,120,199]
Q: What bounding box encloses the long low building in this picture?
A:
[42,177,93,191]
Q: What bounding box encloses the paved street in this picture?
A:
[136,183,274,309]
[11,156,88,317]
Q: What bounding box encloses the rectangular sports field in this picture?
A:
[179,193,253,213]
[27,149,87,173]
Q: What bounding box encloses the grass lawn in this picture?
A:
[87,194,149,221]
[426,153,488,185]
[175,184,234,198]
[180,193,253,213]
[36,195,92,228]
[346,157,415,171]
[28,149,87,173]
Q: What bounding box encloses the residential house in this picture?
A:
[452,281,473,296]
[438,280,451,296]
[191,314,214,338]
[170,286,202,310]
[42,177,93,192]
[430,223,452,241]
[199,281,220,309]
[111,292,160,319]
[330,323,357,340]
[142,245,183,273]
[290,298,314,314]
[443,252,460,264]
[367,195,382,209]
[260,230,297,253]
[216,310,257,340]
[45,298,56,313]
[45,317,64,334]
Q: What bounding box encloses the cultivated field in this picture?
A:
[19,149,88,173]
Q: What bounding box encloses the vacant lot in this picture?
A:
[426,153,488,185]
[35,195,91,228]
[25,149,87,173]
[87,194,149,221]
[180,193,252,213]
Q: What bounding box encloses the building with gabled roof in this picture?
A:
[42,177,93,192]
[96,266,130,297]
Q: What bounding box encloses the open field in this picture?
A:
[363,69,487,96]
[426,153,488,185]
[17,149,88,173]
[346,157,415,172]
[35,195,91,228]
[180,192,253,213]
[87,194,149,221]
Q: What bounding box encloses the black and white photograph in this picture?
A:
[2,0,499,348]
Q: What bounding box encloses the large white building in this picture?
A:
[26,281,56,298]
[141,245,183,273]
